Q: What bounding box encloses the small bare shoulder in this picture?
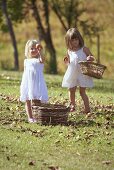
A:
[24,59,27,64]
[83,47,92,56]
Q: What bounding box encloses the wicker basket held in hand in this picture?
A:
[78,61,106,79]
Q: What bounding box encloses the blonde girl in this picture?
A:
[20,39,48,123]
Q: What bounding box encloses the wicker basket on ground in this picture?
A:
[32,100,69,125]
[78,61,106,79]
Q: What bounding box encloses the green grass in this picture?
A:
[0,70,114,170]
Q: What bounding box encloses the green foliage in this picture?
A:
[0,23,9,32]
[51,0,85,29]
[51,0,102,37]
[0,0,25,32]
[5,0,24,22]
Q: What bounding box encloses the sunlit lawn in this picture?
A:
[0,70,114,170]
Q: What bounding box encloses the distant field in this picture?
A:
[0,10,114,79]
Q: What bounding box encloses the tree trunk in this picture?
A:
[31,0,57,74]
[2,0,19,70]
[97,34,100,64]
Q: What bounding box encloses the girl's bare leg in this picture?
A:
[79,87,90,113]
[25,100,33,119]
[69,86,76,110]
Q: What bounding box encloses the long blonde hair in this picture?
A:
[65,28,84,50]
[25,39,40,58]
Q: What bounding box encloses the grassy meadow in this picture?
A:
[0,70,114,170]
[0,2,114,169]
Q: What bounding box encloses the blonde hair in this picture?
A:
[25,39,40,58]
[65,28,84,50]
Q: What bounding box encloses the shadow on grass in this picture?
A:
[33,116,97,128]
[66,119,97,127]
[0,113,97,128]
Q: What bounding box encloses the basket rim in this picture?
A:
[32,106,69,112]
[78,61,107,69]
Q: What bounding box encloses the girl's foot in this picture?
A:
[85,112,92,118]
[28,118,37,123]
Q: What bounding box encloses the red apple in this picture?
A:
[36,44,43,50]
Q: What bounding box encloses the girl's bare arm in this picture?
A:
[63,52,70,65]
[83,47,94,61]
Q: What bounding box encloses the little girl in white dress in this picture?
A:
[20,39,48,123]
[62,48,94,88]
[62,28,94,113]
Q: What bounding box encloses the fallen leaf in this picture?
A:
[102,160,111,165]
[29,160,35,166]
[48,166,61,170]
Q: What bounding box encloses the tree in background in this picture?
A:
[50,0,85,31]
[83,0,114,63]
[0,0,24,70]
[0,0,57,73]
[50,0,102,62]
[1,0,113,72]
[24,0,57,74]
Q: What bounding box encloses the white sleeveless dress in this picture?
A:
[62,48,94,88]
[20,58,48,102]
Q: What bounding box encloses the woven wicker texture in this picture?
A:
[78,61,106,79]
[32,101,69,125]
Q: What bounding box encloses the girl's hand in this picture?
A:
[63,56,70,64]
[87,55,94,62]
[36,44,43,52]
[36,44,44,63]
[83,47,94,62]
